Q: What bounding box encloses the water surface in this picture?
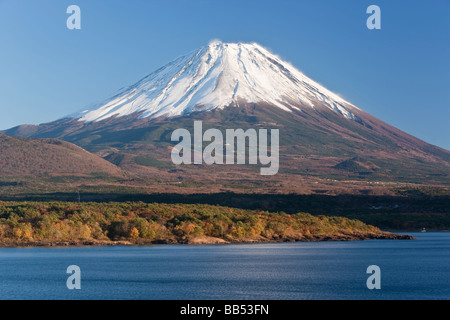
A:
[0,232,448,299]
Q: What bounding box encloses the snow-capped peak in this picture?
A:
[72,41,358,122]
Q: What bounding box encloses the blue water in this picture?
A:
[0,232,448,300]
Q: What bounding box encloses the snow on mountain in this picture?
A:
[72,41,359,123]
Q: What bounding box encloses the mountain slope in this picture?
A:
[3,41,449,189]
[0,134,125,177]
[69,41,359,122]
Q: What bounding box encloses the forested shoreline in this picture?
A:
[0,201,413,247]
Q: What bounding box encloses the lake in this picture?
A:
[0,232,448,300]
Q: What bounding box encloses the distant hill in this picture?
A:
[0,134,125,177]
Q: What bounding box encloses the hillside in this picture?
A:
[0,134,126,178]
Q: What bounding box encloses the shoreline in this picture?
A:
[0,232,415,248]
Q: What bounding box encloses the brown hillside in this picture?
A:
[0,134,125,177]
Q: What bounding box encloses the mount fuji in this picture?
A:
[4,41,449,189]
[70,41,359,123]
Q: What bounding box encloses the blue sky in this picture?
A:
[0,0,449,150]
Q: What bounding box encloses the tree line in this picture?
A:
[0,201,379,244]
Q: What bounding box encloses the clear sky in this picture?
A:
[0,0,449,150]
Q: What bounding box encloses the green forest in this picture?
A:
[0,201,409,246]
